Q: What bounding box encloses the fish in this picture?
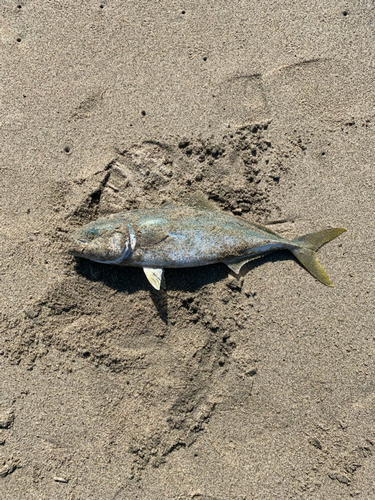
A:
[69,199,346,290]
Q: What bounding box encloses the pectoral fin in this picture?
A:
[143,267,164,290]
[141,231,169,248]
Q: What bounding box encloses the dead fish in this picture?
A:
[69,199,346,290]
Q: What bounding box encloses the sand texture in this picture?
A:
[1,1,375,498]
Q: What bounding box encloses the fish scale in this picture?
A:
[130,206,280,268]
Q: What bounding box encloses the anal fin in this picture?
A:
[224,256,259,274]
[143,267,164,290]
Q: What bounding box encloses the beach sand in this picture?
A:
[1,1,374,498]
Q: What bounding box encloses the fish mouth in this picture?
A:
[68,238,88,258]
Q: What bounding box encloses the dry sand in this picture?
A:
[1,1,374,499]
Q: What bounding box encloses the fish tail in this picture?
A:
[291,228,346,286]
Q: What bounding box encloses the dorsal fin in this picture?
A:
[247,221,280,236]
[185,191,219,211]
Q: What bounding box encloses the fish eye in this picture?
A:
[86,227,99,240]
[85,223,119,240]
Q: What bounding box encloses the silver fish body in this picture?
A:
[70,204,346,290]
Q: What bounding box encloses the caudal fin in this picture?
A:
[291,228,346,286]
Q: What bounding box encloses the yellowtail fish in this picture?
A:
[70,202,346,290]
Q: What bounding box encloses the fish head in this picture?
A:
[70,216,136,264]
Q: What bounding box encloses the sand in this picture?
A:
[1,1,374,498]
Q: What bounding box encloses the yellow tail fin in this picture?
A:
[291,228,346,286]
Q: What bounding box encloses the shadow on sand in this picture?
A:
[73,251,293,323]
